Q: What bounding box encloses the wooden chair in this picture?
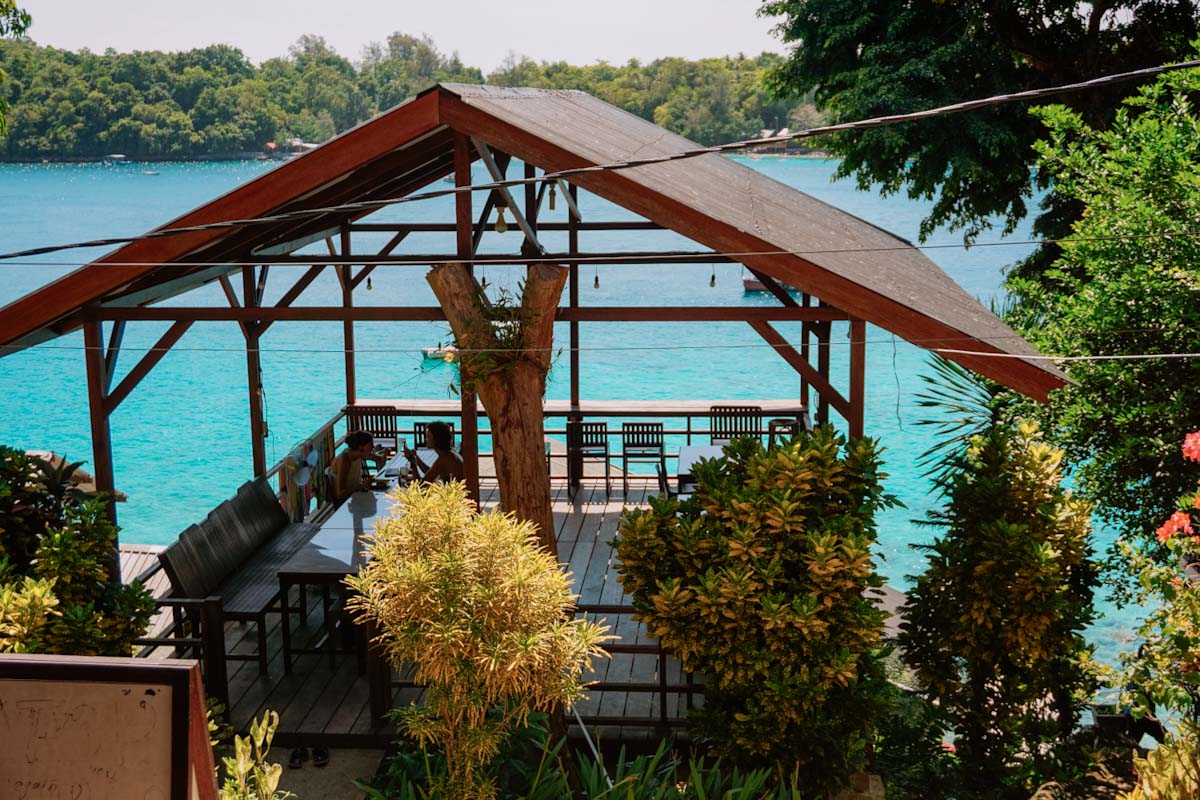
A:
[621,422,665,495]
[709,405,763,444]
[655,461,676,499]
[344,405,400,451]
[567,420,610,498]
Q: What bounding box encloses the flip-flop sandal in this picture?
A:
[312,747,330,768]
[288,747,308,769]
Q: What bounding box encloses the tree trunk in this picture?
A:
[427,262,568,555]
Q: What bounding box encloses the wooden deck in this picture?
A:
[123,477,691,747]
[122,475,904,748]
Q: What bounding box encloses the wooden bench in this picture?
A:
[158,478,320,679]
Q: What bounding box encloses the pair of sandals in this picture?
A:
[288,746,329,769]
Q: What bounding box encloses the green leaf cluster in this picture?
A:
[348,480,610,800]
[614,427,897,796]
[1006,63,1200,553]
[899,421,1098,797]
[757,0,1199,252]
[0,445,156,655]
[218,710,291,800]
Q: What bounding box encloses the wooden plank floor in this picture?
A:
[131,477,689,747]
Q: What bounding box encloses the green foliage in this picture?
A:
[615,428,897,796]
[1006,63,1200,554]
[0,444,155,655]
[899,421,1098,797]
[1118,722,1200,800]
[871,686,959,799]
[0,35,797,158]
[218,710,291,800]
[757,0,1199,252]
[347,481,610,800]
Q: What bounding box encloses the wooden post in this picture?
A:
[568,184,580,410]
[849,317,866,439]
[242,267,266,477]
[84,319,120,581]
[454,132,480,503]
[817,319,832,426]
[340,227,357,406]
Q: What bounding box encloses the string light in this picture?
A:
[366,276,373,291]
[495,205,508,234]
[549,183,557,211]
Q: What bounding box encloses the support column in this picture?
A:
[849,317,866,439]
[340,227,357,406]
[243,267,267,477]
[83,319,120,580]
[454,132,480,503]
[567,184,582,486]
[817,318,832,426]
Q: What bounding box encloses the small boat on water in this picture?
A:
[102,154,129,166]
[422,344,459,363]
[141,170,160,176]
[742,271,801,293]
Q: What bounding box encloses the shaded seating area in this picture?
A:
[345,405,401,451]
[154,477,320,703]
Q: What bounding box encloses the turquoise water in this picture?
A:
[0,157,1136,662]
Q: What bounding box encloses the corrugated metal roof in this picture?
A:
[0,84,1064,398]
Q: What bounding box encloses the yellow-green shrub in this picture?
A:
[1120,723,1200,800]
[614,428,897,795]
[348,481,609,800]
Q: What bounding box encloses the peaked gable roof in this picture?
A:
[0,84,1065,399]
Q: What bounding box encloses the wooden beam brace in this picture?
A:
[849,318,866,439]
[104,321,194,414]
[258,264,326,336]
[83,305,851,323]
[748,320,850,420]
[557,179,583,221]
[255,265,270,306]
[103,320,126,392]
[350,221,660,233]
[473,140,544,254]
[218,275,241,308]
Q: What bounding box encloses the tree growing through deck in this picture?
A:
[427,261,567,554]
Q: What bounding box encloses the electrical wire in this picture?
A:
[0,228,1196,269]
[1,58,1196,263]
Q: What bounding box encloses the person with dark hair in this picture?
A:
[331,431,381,502]
[404,421,464,484]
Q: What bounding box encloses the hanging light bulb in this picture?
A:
[495,205,508,234]
[366,276,373,291]
[549,183,557,211]
[593,270,600,289]
[480,273,489,290]
[709,271,716,288]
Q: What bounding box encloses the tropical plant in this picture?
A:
[1006,63,1200,556]
[899,421,1098,797]
[615,427,897,796]
[0,445,155,655]
[1118,431,1200,726]
[218,710,291,800]
[347,481,610,800]
[1118,722,1200,800]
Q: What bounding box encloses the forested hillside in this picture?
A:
[0,33,803,159]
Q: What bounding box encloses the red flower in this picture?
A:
[1158,510,1195,543]
[1184,432,1200,462]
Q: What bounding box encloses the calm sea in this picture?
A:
[0,157,1136,662]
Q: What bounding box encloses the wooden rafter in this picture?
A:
[81,306,849,323]
[748,320,850,420]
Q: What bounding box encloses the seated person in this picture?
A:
[332,431,383,502]
[404,421,464,483]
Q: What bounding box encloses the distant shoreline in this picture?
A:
[0,149,833,165]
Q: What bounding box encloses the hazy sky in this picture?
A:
[21,1,785,72]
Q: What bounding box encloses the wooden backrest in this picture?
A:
[710,405,763,442]
[345,405,400,439]
[158,478,288,599]
[622,422,664,449]
[567,421,608,450]
[159,525,210,599]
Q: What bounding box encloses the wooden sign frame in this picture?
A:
[0,654,217,800]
